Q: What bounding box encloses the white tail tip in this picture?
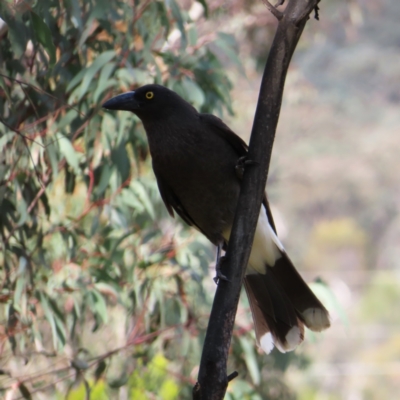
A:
[260,332,274,354]
[259,325,304,354]
[302,308,330,332]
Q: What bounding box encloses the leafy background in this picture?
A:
[1,0,399,399]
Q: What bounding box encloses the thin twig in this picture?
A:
[19,82,40,119]
[26,174,50,214]
[262,0,283,20]
[0,73,86,117]
[0,117,45,147]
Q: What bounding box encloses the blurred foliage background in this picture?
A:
[0,0,399,399]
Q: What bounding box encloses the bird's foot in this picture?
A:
[235,156,258,180]
[213,256,230,284]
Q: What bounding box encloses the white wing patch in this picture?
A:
[247,208,284,274]
[222,206,285,274]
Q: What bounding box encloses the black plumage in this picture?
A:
[102,84,330,353]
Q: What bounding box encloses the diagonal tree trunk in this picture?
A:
[193,1,322,399]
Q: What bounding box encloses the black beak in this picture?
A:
[102,91,139,111]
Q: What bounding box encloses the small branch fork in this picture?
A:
[193,1,323,399]
[262,0,321,21]
[262,0,284,20]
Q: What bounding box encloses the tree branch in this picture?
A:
[193,1,322,399]
[262,0,283,20]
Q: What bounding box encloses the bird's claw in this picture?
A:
[214,256,230,284]
[235,156,258,180]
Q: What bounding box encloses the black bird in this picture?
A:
[102,84,330,353]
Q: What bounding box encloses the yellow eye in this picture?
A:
[145,91,154,100]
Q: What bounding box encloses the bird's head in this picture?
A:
[102,84,196,122]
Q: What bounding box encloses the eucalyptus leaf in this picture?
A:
[39,292,59,349]
[90,289,108,324]
[30,11,56,66]
[238,336,260,385]
[2,13,28,58]
[14,257,28,305]
[18,382,33,400]
[130,180,155,220]
[56,133,81,174]
[77,50,116,101]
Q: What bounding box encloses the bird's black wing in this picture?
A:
[156,174,210,237]
[200,113,277,234]
[200,113,248,157]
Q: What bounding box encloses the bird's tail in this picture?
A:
[244,252,330,354]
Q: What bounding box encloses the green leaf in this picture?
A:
[214,33,245,75]
[101,113,116,150]
[39,292,58,349]
[71,358,90,371]
[239,336,260,385]
[66,68,87,93]
[38,292,66,349]
[130,180,155,219]
[90,289,108,324]
[94,282,119,301]
[116,109,130,146]
[83,378,90,400]
[30,11,56,66]
[94,360,107,381]
[160,379,179,400]
[2,13,28,58]
[56,133,81,174]
[57,109,79,131]
[54,315,67,347]
[111,142,130,182]
[67,50,116,96]
[0,132,14,151]
[15,184,28,226]
[65,166,76,193]
[45,138,59,179]
[119,189,144,213]
[77,50,116,101]
[94,163,113,197]
[47,296,66,323]
[180,78,205,108]
[14,257,28,305]
[155,1,170,34]
[188,26,198,46]
[18,382,32,400]
[69,0,83,30]
[40,191,51,217]
[0,164,9,204]
[93,62,117,103]
[108,374,128,389]
[115,67,149,87]
[169,0,187,48]
[164,298,182,325]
